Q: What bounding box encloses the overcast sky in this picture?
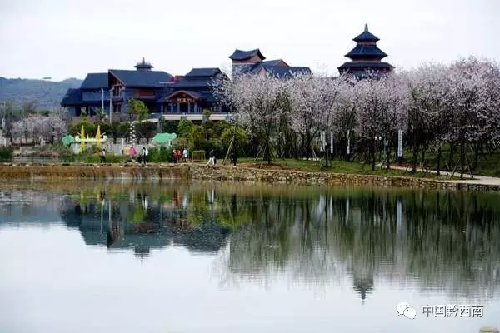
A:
[0,0,498,81]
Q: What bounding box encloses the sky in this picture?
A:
[0,0,499,81]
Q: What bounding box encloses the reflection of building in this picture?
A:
[59,196,230,257]
[338,24,393,78]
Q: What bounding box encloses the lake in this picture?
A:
[0,181,499,333]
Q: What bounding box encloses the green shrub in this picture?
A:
[0,147,13,161]
[60,151,126,163]
[149,146,174,162]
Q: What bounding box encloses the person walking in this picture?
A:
[231,149,237,166]
[182,148,188,162]
[100,148,106,163]
[207,150,214,166]
[141,146,148,165]
[175,148,181,163]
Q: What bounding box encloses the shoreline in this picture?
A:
[0,162,499,191]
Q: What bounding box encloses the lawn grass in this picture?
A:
[398,144,500,177]
[235,157,460,180]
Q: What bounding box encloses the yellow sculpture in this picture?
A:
[74,124,107,153]
[96,125,102,149]
[77,125,86,152]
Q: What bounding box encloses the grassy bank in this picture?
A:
[235,158,460,180]
[399,144,500,177]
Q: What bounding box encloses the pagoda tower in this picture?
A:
[338,24,393,78]
[135,57,153,72]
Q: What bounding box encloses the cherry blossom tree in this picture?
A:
[213,57,500,172]
[445,57,500,175]
[10,113,67,144]
[214,73,286,163]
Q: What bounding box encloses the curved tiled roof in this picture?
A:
[185,68,222,77]
[338,62,393,69]
[61,88,82,106]
[108,70,172,88]
[261,59,287,67]
[345,46,387,59]
[229,49,266,61]
[353,24,380,42]
[81,73,108,89]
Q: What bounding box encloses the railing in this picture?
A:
[160,112,232,121]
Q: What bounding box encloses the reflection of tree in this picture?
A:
[224,191,500,301]
[4,183,500,300]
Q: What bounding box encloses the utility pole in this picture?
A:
[109,88,113,124]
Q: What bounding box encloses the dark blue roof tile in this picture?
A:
[345,46,387,58]
[261,59,286,67]
[338,62,393,70]
[353,24,380,42]
[185,68,221,77]
[108,70,172,88]
[61,88,82,106]
[81,73,108,89]
[229,49,266,61]
[174,79,212,89]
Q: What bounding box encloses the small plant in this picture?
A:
[149,146,174,162]
[0,147,13,161]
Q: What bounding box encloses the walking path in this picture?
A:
[389,165,500,187]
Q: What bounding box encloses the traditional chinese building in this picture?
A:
[160,67,230,121]
[230,49,311,77]
[61,60,230,122]
[338,24,393,78]
[61,58,172,120]
[61,72,108,118]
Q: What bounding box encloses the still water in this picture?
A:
[0,181,499,333]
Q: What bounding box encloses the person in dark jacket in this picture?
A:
[100,149,106,163]
[207,150,215,166]
[231,150,237,166]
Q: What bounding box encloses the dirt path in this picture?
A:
[389,165,500,186]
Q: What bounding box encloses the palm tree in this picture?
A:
[96,108,107,122]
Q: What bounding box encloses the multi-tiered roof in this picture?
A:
[338,24,393,78]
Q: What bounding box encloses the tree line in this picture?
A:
[214,56,500,174]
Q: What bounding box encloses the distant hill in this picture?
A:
[0,77,83,110]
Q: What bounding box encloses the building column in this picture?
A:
[177,102,180,113]
[170,103,174,113]
[194,102,198,113]
[187,102,191,113]
[219,105,223,113]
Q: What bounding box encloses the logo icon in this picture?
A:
[397,301,417,319]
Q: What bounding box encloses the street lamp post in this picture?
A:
[375,136,383,167]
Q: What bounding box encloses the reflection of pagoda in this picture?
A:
[353,275,374,303]
[351,259,375,303]
[338,24,393,78]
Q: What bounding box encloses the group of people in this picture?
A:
[206,150,238,166]
[99,146,240,166]
[173,148,188,163]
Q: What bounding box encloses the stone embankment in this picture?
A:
[0,163,499,191]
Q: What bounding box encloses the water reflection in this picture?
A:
[1,182,500,302]
[58,187,231,257]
